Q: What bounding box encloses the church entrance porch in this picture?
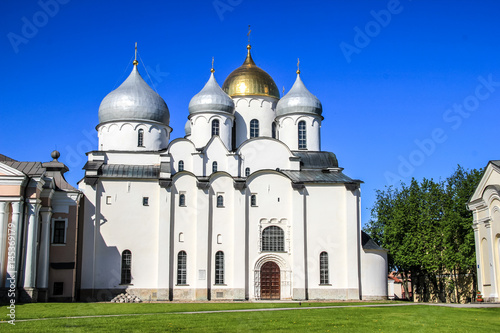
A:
[260,261,280,300]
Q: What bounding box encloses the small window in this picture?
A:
[138,129,144,147]
[245,167,250,177]
[178,160,184,172]
[143,197,149,206]
[179,232,184,242]
[212,161,218,173]
[121,250,132,284]
[179,194,186,207]
[217,234,222,244]
[53,282,64,296]
[251,194,257,207]
[177,251,187,285]
[217,195,224,207]
[272,122,277,139]
[215,251,224,285]
[212,119,220,136]
[106,196,112,205]
[250,119,259,138]
[320,252,329,284]
[298,121,307,149]
[52,220,66,244]
[261,226,285,252]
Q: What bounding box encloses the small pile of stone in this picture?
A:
[110,293,142,303]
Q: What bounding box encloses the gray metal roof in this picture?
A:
[281,170,358,184]
[292,151,339,169]
[0,154,16,162]
[3,161,45,176]
[100,164,160,178]
[188,72,234,115]
[490,160,500,168]
[361,231,385,251]
[83,161,105,171]
[276,74,322,117]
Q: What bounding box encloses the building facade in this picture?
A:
[78,45,388,301]
[468,160,500,302]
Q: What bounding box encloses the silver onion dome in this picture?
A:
[188,72,234,115]
[185,119,191,136]
[98,65,170,125]
[276,73,322,117]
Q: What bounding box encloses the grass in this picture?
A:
[1,302,499,332]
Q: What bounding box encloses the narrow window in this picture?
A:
[217,234,222,244]
[212,119,220,136]
[143,197,149,206]
[215,251,224,285]
[261,226,284,252]
[177,251,187,285]
[217,195,224,207]
[179,232,184,242]
[251,194,257,207]
[53,282,64,296]
[52,220,66,244]
[138,129,144,147]
[272,122,277,139]
[245,167,250,177]
[106,196,112,205]
[212,161,218,173]
[320,252,329,284]
[179,194,186,207]
[178,160,184,172]
[298,121,307,149]
[250,119,259,138]
[121,250,132,284]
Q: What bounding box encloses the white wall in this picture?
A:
[277,115,321,151]
[98,121,171,151]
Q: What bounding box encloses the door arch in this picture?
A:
[260,261,280,300]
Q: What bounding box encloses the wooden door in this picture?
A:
[260,261,280,300]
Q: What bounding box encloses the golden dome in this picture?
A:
[222,45,280,99]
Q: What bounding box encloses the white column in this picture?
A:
[23,201,40,288]
[0,201,8,285]
[36,209,52,289]
[6,201,23,288]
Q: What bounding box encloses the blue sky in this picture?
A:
[1,0,500,226]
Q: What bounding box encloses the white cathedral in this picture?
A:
[78,44,388,301]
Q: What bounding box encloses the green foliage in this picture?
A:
[365,165,483,302]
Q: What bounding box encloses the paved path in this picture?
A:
[4,302,500,324]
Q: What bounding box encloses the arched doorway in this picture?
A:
[260,261,280,300]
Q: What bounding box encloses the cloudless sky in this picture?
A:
[2,0,500,226]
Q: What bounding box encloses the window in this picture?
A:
[52,220,66,244]
[178,160,184,172]
[179,194,186,207]
[250,119,259,138]
[121,250,132,284]
[320,252,329,284]
[298,120,307,149]
[179,232,184,242]
[53,282,64,296]
[106,196,112,205]
[245,167,250,177]
[272,122,277,139]
[251,194,257,207]
[217,234,222,244]
[143,197,149,206]
[212,119,220,136]
[177,251,187,285]
[212,161,218,173]
[217,195,224,207]
[261,226,284,252]
[215,251,224,285]
[138,129,144,147]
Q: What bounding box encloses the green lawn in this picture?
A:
[1,302,498,332]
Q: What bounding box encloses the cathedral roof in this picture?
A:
[98,64,170,126]
[222,45,280,99]
[188,71,235,115]
[276,72,322,117]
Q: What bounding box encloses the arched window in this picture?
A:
[212,161,218,173]
[177,251,187,285]
[272,122,277,139]
[250,119,259,138]
[320,252,329,284]
[215,251,224,285]
[217,195,224,207]
[121,250,132,284]
[261,226,284,252]
[298,121,307,149]
[245,167,250,177]
[138,129,144,147]
[251,194,257,207]
[179,232,184,242]
[179,194,186,207]
[212,119,220,137]
[178,160,184,172]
